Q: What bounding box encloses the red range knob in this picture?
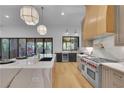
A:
[94,65,96,68]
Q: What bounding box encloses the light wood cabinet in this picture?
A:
[97,5,115,36]
[101,65,124,88]
[97,6,107,36]
[82,5,115,47]
[83,6,98,40]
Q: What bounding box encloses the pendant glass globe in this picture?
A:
[20,6,39,25]
[37,25,47,35]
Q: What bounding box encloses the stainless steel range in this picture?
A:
[79,56,118,88]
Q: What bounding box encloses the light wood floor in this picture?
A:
[52,62,93,88]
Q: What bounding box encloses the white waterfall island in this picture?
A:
[0,54,56,88]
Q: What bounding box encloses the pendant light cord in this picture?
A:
[41,7,44,25]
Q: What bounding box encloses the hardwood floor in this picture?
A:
[52,62,93,88]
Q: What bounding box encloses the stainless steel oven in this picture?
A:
[62,53,69,62]
[87,68,95,80]
[79,58,87,77]
[86,64,99,88]
[80,56,119,88]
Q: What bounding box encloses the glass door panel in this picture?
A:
[27,39,35,56]
[10,39,17,59]
[73,37,79,50]
[18,39,26,57]
[44,39,52,54]
[36,39,43,54]
[66,42,71,51]
[2,39,9,59]
[70,37,75,50]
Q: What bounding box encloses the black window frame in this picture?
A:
[0,38,53,60]
[62,36,79,51]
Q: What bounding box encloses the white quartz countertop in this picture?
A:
[0,54,56,69]
[101,62,124,73]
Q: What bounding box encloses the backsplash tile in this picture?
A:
[92,35,124,61]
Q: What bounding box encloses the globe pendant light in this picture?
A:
[37,25,47,35]
[37,7,47,35]
[20,6,39,25]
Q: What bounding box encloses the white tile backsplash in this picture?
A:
[93,35,124,61]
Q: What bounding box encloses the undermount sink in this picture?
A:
[39,57,52,61]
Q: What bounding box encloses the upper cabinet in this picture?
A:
[82,5,115,47]
[97,5,115,36]
[115,6,124,46]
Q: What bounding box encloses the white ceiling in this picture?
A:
[0,5,85,28]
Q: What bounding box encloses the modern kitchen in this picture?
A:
[0,5,124,88]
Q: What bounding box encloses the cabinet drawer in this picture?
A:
[112,70,124,88]
[113,71,124,81]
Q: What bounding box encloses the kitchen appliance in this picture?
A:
[79,57,87,77]
[81,56,118,88]
[62,53,69,62]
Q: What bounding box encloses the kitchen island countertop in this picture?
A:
[0,54,56,88]
[0,54,56,69]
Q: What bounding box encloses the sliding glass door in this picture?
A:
[18,39,26,57]
[27,39,35,56]
[0,38,53,60]
[44,38,53,54]
[36,39,44,54]
[10,39,18,59]
[36,38,53,54]
[1,39,9,59]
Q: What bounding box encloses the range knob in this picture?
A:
[93,65,97,68]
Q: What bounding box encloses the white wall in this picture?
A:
[93,35,124,61]
[0,25,82,53]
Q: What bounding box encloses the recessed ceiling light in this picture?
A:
[61,12,65,16]
[5,15,10,19]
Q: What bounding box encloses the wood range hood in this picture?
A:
[82,5,115,47]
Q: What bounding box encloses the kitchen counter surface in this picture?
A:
[101,62,124,73]
[0,54,56,69]
[0,54,56,88]
[55,51,78,54]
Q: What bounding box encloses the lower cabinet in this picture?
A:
[101,66,112,87]
[101,65,124,88]
[111,70,124,88]
[56,53,62,62]
[56,53,77,62]
[69,53,77,62]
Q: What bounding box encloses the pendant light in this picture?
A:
[20,6,39,25]
[74,29,78,36]
[37,7,47,35]
[65,28,69,35]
